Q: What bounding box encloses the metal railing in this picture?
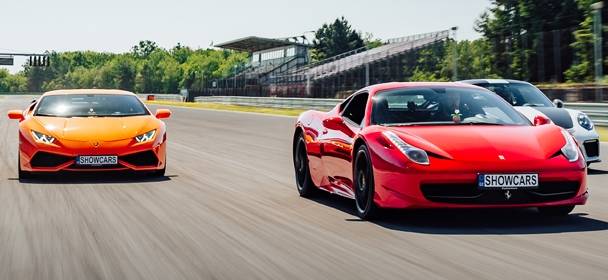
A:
[564,102,608,127]
[191,96,608,126]
[194,96,341,111]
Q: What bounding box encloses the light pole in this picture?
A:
[592,2,604,102]
[302,30,316,44]
[451,26,458,81]
[201,70,204,92]
[233,65,237,89]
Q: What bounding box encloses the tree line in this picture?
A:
[1,0,606,93]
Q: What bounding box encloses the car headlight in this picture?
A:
[382,131,429,165]
[31,130,56,144]
[577,113,594,131]
[560,130,579,162]
[134,130,156,143]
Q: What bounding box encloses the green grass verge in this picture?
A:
[144,100,307,116]
[595,126,608,142]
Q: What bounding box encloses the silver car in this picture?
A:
[459,79,600,166]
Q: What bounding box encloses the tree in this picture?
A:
[475,0,585,82]
[131,40,159,59]
[363,32,384,49]
[312,17,364,61]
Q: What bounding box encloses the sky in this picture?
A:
[1,0,491,74]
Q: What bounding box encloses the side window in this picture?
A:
[28,100,38,113]
[341,93,369,126]
[339,96,353,112]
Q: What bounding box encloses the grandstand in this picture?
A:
[195,30,450,98]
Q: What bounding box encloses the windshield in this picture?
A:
[479,83,554,107]
[371,87,529,126]
[34,94,150,117]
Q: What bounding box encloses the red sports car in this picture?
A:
[292,82,587,219]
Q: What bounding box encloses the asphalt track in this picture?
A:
[1,96,608,280]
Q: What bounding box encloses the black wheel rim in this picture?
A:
[355,153,370,214]
[295,139,308,190]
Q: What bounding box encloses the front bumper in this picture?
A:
[371,154,587,210]
[18,133,166,172]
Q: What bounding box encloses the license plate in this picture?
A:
[76,155,118,166]
[478,174,538,189]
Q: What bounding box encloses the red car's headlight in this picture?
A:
[560,130,579,162]
[382,131,429,165]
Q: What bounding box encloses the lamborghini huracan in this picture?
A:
[293,82,587,219]
[7,89,171,178]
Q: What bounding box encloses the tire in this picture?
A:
[293,132,319,197]
[18,156,32,179]
[151,166,166,177]
[354,145,380,220]
[150,156,167,177]
[537,205,575,216]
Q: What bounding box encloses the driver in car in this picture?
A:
[432,92,471,121]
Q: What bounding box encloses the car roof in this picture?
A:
[42,89,136,96]
[457,79,533,86]
[361,81,485,94]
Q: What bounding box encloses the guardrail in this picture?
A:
[192,96,608,127]
[194,96,341,111]
[564,102,608,127]
[137,94,184,102]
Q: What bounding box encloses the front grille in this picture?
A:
[120,151,159,167]
[30,152,73,168]
[583,140,599,158]
[420,181,580,204]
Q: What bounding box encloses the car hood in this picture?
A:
[387,125,565,162]
[34,116,152,141]
[515,106,574,129]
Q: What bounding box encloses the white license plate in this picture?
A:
[76,155,118,166]
[478,174,538,189]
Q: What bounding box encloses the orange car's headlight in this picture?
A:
[134,130,156,143]
[31,130,56,144]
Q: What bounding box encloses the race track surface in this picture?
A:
[1,96,608,279]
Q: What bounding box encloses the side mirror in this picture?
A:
[553,99,564,108]
[7,110,24,121]
[533,115,551,126]
[155,109,171,119]
[323,116,355,137]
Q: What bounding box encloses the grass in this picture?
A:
[596,126,608,142]
[144,100,307,116]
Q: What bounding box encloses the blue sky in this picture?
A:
[1,0,490,73]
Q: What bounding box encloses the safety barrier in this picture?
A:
[137,94,184,102]
[564,102,608,127]
[191,96,608,126]
[194,96,341,111]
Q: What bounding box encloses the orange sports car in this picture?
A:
[7,89,171,178]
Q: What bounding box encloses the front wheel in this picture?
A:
[18,156,32,179]
[537,205,575,216]
[293,132,320,197]
[150,156,166,177]
[354,145,380,220]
